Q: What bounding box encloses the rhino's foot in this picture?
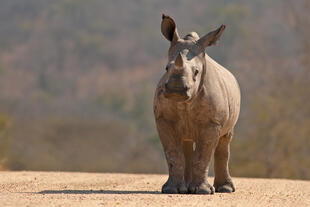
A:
[188,181,215,194]
[161,180,187,194]
[214,180,235,193]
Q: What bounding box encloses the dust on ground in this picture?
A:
[0,171,309,207]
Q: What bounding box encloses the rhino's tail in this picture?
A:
[183,140,193,186]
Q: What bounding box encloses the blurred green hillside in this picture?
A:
[0,0,309,179]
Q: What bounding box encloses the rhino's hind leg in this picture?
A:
[188,125,219,194]
[213,131,235,193]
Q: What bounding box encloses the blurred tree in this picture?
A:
[0,0,309,179]
[0,114,10,170]
[229,0,310,180]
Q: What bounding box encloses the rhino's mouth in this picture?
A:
[163,89,190,102]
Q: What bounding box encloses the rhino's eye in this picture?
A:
[194,68,199,76]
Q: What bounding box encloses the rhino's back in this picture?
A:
[202,55,241,134]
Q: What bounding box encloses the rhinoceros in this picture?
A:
[153,14,241,194]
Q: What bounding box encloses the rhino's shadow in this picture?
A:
[38,189,160,194]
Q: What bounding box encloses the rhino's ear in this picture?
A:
[161,14,180,44]
[197,24,226,48]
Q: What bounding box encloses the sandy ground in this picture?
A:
[0,171,309,207]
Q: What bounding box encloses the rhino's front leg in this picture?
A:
[156,119,187,194]
[189,124,220,194]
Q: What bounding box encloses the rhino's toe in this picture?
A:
[188,182,215,194]
[214,181,235,193]
[161,181,187,194]
[162,185,178,194]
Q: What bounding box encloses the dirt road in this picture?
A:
[0,171,309,207]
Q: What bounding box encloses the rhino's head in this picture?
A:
[161,14,225,102]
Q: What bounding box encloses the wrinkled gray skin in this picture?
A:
[153,14,241,194]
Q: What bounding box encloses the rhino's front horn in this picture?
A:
[175,53,184,68]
